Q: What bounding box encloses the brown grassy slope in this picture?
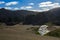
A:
[0,24,60,40]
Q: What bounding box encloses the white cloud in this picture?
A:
[29,10,41,12]
[20,7,25,9]
[25,6,32,8]
[38,1,60,11]
[28,3,34,5]
[20,6,32,9]
[40,1,52,5]
[39,2,60,8]
[39,1,53,7]
[14,8,19,10]
[4,7,20,10]
[52,3,60,8]
[0,1,5,4]
[5,1,18,6]
[4,7,12,10]
[29,9,50,12]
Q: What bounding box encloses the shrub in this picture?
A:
[45,29,60,37]
[32,27,40,35]
[45,22,53,27]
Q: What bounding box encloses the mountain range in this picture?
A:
[0,8,60,25]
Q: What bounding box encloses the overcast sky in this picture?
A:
[0,0,60,12]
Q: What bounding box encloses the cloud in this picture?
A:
[38,1,60,11]
[0,1,5,4]
[28,3,34,5]
[29,9,50,12]
[39,2,60,8]
[40,8,50,12]
[39,1,52,7]
[20,7,25,9]
[52,3,60,8]
[20,6,32,9]
[14,8,19,10]
[29,10,41,12]
[3,7,20,10]
[25,6,32,8]
[40,1,52,5]
[5,1,18,6]
[4,7,12,10]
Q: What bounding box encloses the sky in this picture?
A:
[0,0,60,12]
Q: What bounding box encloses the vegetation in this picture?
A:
[45,29,60,37]
[45,22,54,27]
[31,27,40,35]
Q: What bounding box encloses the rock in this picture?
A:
[38,25,50,36]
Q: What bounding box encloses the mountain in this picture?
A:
[0,8,39,16]
[0,8,39,25]
[15,10,39,16]
[0,8,60,25]
[47,7,60,25]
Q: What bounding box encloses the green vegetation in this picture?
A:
[26,28,29,30]
[45,22,53,27]
[45,29,60,37]
[0,23,3,29]
[0,23,8,29]
[31,27,40,35]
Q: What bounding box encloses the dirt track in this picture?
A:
[0,24,60,40]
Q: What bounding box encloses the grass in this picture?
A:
[45,28,60,38]
[30,27,40,35]
[26,27,40,35]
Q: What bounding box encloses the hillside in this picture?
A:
[47,7,60,25]
[0,8,39,25]
[0,8,60,25]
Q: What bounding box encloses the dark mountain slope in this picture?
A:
[0,8,39,25]
[0,8,60,25]
[47,7,60,25]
